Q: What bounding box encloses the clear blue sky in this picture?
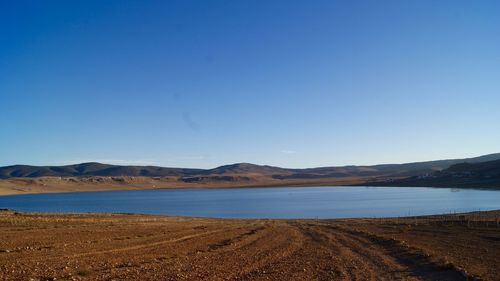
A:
[1,0,499,168]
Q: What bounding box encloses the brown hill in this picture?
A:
[1,153,500,180]
[0,162,203,179]
[369,159,500,189]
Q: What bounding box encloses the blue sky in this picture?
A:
[1,0,499,168]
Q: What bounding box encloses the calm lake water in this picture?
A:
[1,186,500,219]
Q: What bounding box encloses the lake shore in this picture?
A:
[2,174,500,197]
[0,176,378,196]
[1,209,499,280]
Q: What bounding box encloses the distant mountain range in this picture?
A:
[2,153,500,181]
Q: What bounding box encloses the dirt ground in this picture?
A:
[1,210,499,281]
[0,176,379,195]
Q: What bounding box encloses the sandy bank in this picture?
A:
[0,176,375,196]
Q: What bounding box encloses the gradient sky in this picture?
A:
[1,0,500,168]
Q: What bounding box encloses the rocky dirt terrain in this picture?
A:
[1,210,499,280]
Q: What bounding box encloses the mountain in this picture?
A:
[1,153,500,180]
[274,153,500,179]
[367,159,500,189]
[445,160,500,175]
[203,163,291,175]
[0,162,203,179]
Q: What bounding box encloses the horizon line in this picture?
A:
[2,152,499,170]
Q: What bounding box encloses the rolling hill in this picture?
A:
[1,153,500,195]
[371,159,500,189]
[0,162,203,179]
[1,153,500,180]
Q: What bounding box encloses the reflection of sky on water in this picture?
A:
[0,186,499,219]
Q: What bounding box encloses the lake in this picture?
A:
[1,186,500,219]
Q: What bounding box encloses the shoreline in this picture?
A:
[0,176,378,196]
[2,176,500,196]
[1,208,499,220]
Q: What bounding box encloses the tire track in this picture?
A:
[321,224,467,281]
[310,225,410,280]
[232,223,306,280]
[68,229,225,258]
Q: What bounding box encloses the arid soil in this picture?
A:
[0,176,380,195]
[1,210,499,281]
